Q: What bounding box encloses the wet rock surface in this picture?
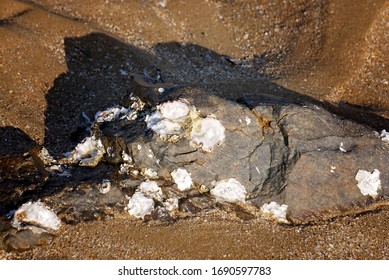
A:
[2,228,54,253]
[6,84,387,232]
[1,83,388,240]
[96,87,388,223]
[0,127,49,215]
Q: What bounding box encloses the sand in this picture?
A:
[2,209,389,260]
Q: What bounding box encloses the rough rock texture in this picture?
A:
[95,86,388,224]
[0,127,49,215]
[2,83,387,229]
[2,228,54,253]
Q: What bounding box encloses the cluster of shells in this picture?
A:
[29,95,290,225]
[145,99,226,152]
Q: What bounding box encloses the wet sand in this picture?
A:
[2,209,389,260]
[1,0,388,259]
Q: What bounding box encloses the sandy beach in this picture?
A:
[1,0,388,259]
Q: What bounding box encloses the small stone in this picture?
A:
[3,228,54,252]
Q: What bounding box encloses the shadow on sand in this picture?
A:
[43,32,389,156]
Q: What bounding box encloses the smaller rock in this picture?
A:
[3,228,54,252]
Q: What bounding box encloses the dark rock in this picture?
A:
[95,88,388,223]
[0,128,50,215]
[0,148,47,186]
[6,86,385,226]
[149,206,175,223]
[179,199,201,215]
[219,203,257,221]
[2,228,54,253]
[186,194,216,211]
[285,144,389,223]
[50,182,127,224]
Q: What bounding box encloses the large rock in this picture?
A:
[96,87,388,224]
[2,85,387,229]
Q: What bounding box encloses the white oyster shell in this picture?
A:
[190,117,225,152]
[210,178,246,203]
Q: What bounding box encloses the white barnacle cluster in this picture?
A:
[163,198,179,212]
[127,169,193,219]
[97,179,111,194]
[127,192,155,219]
[145,100,192,141]
[95,106,136,123]
[127,181,161,219]
[380,130,389,143]
[61,98,146,169]
[38,146,57,165]
[171,168,193,191]
[355,169,382,198]
[127,181,179,219]
[190,117,225,152]
[145,99,225,152]
[37,147,72,177]
[12,201,61,231]
[142,168,159,179]
[67,136,105,167]
[130,93,146,111]
[160,100,191,122]
[210,178,247,203]
[260,201,289,223]
[138,181,164,201]
[119,151,135,175]
[119,163,132,175]
[94,95,145,124]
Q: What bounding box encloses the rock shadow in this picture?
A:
[44,32,389,157]
[43,33,152,155]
